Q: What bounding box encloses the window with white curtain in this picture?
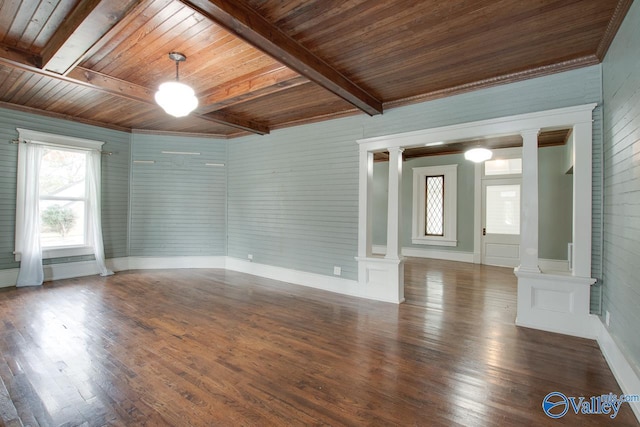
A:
[14,128,112,286]
[412,164,458,246]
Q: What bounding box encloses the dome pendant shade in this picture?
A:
[464,147,493,163]
[155,81,198,117]
[155,52,198,117]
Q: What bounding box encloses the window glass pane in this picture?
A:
[40,200,86,247]
[485,184,520,235]
[39,148,86,197]
[484,158,522,176]
[425,175,444,236]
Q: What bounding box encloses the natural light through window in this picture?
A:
[485,184,520,235]
[484,158,522,176]
[412,164,457,246]
[39,148,88,248]
[425,175,444,236]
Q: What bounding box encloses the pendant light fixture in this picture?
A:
[464,147,493,163]
[155,52,198,118]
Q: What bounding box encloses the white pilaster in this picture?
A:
[358,147,374,258]
[386,147,404,260]
[519,128,541,273]
[572,121,593,277]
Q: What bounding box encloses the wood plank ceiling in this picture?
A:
[0,0,632,139]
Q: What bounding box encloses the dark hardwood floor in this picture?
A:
[0,259,637,426]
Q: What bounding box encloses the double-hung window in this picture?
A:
[412,164,458,246]
[15,128,105,260]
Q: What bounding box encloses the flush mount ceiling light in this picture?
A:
[464,147,493,163]
[154,52,198,118]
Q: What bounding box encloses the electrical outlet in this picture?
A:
[605,310,610,327]
[248,254,253,261]
[333,266,341,276]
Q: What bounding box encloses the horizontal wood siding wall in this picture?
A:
[227,119,360,280]
[591,104,605,313]
[129,134,226,257]
[0,107,130,270]
[601,1,640,379]
[229,65,603,284]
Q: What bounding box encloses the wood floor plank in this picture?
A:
[0,259,637,426]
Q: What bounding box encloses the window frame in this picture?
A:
[14,128,104,261]
[412,164,458,246]
[482,147,523,178]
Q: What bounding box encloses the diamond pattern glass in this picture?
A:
[425,175,444,236]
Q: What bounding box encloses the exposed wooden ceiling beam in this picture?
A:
[198,66,308,113]
[41,0,143,75]
[178,0,383,116]
[200,110,269,134]
[0,43,269,135]
[67,67,270,134]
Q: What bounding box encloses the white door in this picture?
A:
[482,178,521,267]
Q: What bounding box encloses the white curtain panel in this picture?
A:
[87,150,113,277]
[16,143,44,287]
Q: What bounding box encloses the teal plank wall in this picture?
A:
[0,107,130,269]
[0,64,604,304]
[601,0,640,379]
[129,134,227,257]
[227,118,360,279]
[228,65,603,283]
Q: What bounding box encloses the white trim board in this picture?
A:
[372,245,569,271]
[224,257,372,301]
[124,256,225,270]
[595,318,640,422]
[0,256,225,288]
[372,245,474,263]
[0,256,363,299]
[357,104,597,151]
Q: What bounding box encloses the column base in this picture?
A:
[355,256,405,303]
[515,268,596,339]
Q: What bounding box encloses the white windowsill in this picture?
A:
[14,245,94,262]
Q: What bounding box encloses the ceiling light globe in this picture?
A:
[464,147,493,163]
[155,81,198,117]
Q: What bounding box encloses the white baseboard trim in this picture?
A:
[0,261,103,287]
[595,318,640,422]
[372,245,475,263]
[125,256,226,270]
[44,260,101,281]
[224,257,371,301]
[373,245,569,270]
[0,256,227,288]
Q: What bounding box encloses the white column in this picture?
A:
[572,121,593,277]
[519,129,541,273]
[357,147,374,258]
[386,147,404,260]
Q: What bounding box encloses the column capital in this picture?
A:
[520,128,541,137]
[387,146,405,154]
